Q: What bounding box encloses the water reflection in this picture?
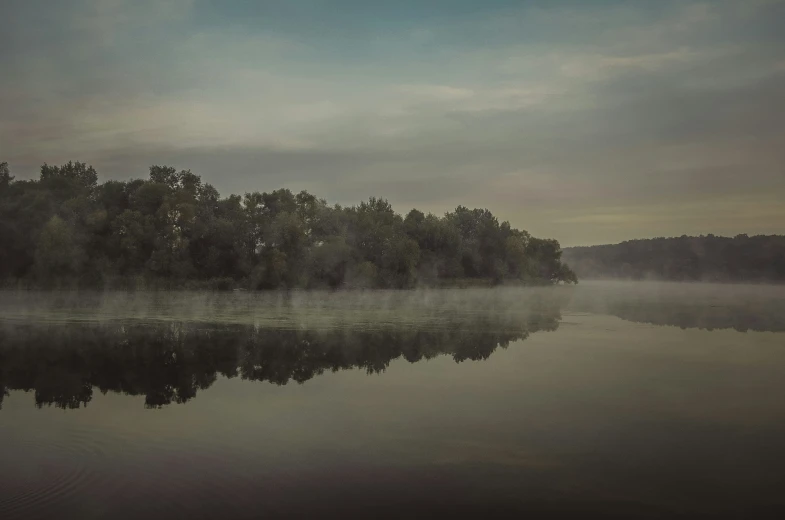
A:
[604,301,785,332]
[2,286,785,518]
[4,283,784,411]
[0,303,561,410]
[569,282,785,332]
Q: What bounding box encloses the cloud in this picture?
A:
[2,0,784,245]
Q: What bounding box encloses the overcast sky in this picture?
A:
[2,0,784,245]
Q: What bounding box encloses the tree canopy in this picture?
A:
[0,161,576,289]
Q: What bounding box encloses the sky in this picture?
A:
[2,0,784,246]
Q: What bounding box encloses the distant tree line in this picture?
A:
[562,235,785,282]
[0,161,576,289]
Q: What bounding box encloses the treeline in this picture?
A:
[562,235,785,282]
[0,161,576,289]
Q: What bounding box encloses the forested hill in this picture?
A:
[562,235,785,282]
[0,161,576,289]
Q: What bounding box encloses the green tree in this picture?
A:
[40,161,98,190]
[0,161,13,189]
[34,215,85,281]
[1,160,581,287]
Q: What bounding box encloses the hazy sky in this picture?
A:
[2,0,784,246]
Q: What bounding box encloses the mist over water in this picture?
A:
[568,280,785,332]
[0,287,570,328]
[1,282,784,518]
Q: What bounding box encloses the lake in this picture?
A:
[1,282,784,519]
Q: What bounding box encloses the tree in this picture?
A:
[40,161,98,189]
[308,235,352,288]
[1,160,579,287]
[149,165,180,189]
[0,161,13,189]
[34,215,85,281]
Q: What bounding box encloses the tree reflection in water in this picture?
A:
[568,283,785,332]
[0,300,562,410]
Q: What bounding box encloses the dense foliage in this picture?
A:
[0,161,576,288]
[563,235,785,282]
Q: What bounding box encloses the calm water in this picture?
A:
[1,283,784,519]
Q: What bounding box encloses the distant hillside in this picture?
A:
[562,235,785,282]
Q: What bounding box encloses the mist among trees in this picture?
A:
[0,161,577,289]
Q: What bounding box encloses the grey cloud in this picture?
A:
[2,0,784,246]
[6,57,783,212]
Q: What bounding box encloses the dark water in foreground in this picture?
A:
[1,283,784,519]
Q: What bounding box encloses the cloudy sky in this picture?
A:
[2,0,784,245]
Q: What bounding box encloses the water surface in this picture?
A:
[1,283,784,518]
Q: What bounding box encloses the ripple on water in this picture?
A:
[0,420,285,519]
[0,423,119,520]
